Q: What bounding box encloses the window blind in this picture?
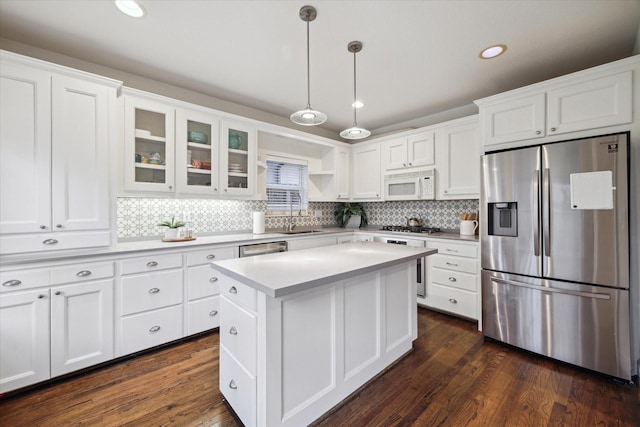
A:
[266,157,308,213]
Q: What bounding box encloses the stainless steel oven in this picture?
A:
[373,236,426,297]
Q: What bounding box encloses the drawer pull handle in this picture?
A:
[148,287,160,294]
[76,270,92,277]
[229,326,238,335]
[206,254,216,260]
[2,280,22,287]
[449,298,458,304]
[445,249,459,252]
[209,277,218,283]
[146,261,158,267]
[43,239,59,245]
[229,380,238,390]
[446,262,458,267]
[149,325,161,333]
[448,277,457,282]
[229,286,237,294]
[209,310,218,317]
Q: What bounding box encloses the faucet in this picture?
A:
[288,192,300,232]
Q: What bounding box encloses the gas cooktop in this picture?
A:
[379,225,442,234]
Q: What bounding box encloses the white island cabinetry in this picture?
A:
[213,242,436,427]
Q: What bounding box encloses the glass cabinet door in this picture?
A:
[221,120,255,196]
[175,108,219,194]
[124,96,175,193]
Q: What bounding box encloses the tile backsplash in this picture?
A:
[117,198,479,239]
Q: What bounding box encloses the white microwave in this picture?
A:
[384,168,435,200]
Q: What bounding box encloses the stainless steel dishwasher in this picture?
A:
[239,241,288,257]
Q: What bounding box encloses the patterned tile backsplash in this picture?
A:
[117,198,479,239]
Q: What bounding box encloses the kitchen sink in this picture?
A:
[278,229,327,235]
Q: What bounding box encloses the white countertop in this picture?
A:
[211,241,438,298]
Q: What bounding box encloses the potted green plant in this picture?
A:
[334,202,368,228]
[157,216,185,239]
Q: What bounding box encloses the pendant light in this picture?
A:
[340,41,370,139]
[290,5,327,126]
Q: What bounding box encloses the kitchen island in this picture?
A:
[211,242,437,427]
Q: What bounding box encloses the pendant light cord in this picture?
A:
[306,19,311,109]
[352,49,358,126]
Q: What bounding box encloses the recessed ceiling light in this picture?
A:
[115,0,145,18]
[352,100,364,109]
[480,44,507,59]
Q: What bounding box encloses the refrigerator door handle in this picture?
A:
[543,168,551,256]
[490,277,611,300]
[533,170,540,257]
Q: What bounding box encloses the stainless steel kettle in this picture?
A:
[405,215,423,228]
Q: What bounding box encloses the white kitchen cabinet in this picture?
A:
[335,147,351,200]
[221,120,256,197]
[435,116,480,199]
[351,143,381,200]
[117,253,184,356]
[185,246,236,335]
[176,108,220,195]
[0,51,119,254]
[381,130,435,171]
[124,95,176,193]
[0,261,115,393]
[478,71,632,147]
[424,240,480,326]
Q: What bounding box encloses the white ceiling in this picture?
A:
[1,0,639,140]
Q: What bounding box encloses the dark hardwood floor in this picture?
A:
[1,308,638,426]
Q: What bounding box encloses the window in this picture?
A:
[266,156,308,214]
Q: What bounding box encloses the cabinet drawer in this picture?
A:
[0,268,50,292]
[51,261,114,284]
[186,246,236,266]
[120,305,183,355]
[431,267,477,292]
[0,231,111,255]
[121,270,183,315]
[220,296,257,375]
[427,282,477,320]
[121,253,182,274]
[218,275,257,312]
[429,255,477,274]
[187,265,221,301]
[187,296,220,335]
[426,240,478,258]
[219,346,256,427]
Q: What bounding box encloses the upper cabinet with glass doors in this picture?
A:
[124,95,175,193]
[175,109,220,195]
[221,120,256,196]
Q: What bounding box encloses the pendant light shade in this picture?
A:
[340,41,370,139]
[291,5,327,126]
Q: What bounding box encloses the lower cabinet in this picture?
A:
[0,262,114,393]
[423,239,480,327]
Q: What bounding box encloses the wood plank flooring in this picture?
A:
[1,308,638,426]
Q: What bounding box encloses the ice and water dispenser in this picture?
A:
[487,202,517,237]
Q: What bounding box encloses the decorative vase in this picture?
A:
[345,215,361,229]
[164,228,179,240]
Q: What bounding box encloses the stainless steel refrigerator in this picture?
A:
[481,132,631,380]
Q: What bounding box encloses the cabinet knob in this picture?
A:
[168,185,173,190]
[206,254,216,260]
[448,277,457,282]
[148,287,160,294]
[444,190,448,194]
[209,310,218,317]
[2,280,22,287]
[229,326,238,335]
[550,127,556,132]
[403,163,406,167]
[213,188,218,192]
[536,130,542,135]
[209,277,218,283]
[40,225,47,230]
[56,224,63,228]
[449,298,458,304]
[43,239,59,245]
[146,261,158,267]
[38,294,46,299]
[149,325,161,333]
[229,380,238,390]
[224,188,228,192]
[55,291,62,296]
[408,162,412,166]
[229,286,237,294]
[76,270,92,277]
